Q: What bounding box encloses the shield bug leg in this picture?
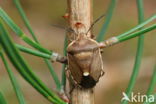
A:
[101,70,105,77]
[65,68,70,81]
[69,77,82,94]
[57,89,70,103]
[66,70,75,94]
[65,68,82,93]
[65,68,73,93]
[65,68,76,93]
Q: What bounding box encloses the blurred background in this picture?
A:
[0,0,156,104]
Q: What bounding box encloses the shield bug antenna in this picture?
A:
[86,13,106,35]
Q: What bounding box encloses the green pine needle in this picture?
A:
[16,44,52,59]
[143,64,156,104]
[121,0,145,104]
[61,36,68,88]
[117,14,156,39]
[0,92,7,104]
[0,8,51,55]
[0,51,26,104]
[0,21,65,104]
[146,64,156,96]
[12,0,62,91]
[96,0,117,42]
[117,24,156,42]
[13,0,38,43]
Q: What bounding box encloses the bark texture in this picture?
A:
[67,0,92,41]
[70,86,94,104]
[67,0,94,104]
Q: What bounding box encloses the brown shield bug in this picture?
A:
[67,31,104,88]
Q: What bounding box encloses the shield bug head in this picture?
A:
[67,33,104,88]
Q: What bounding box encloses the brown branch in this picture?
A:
[67,0,95,104]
